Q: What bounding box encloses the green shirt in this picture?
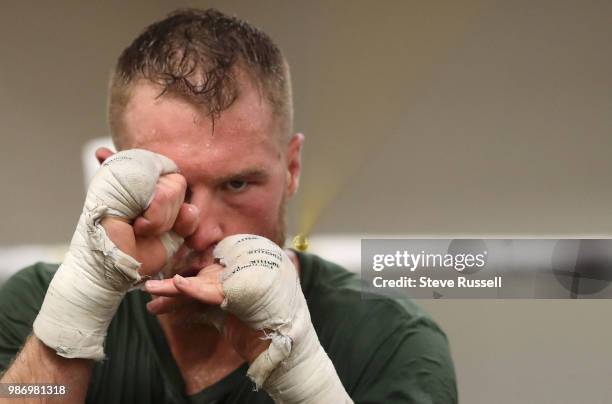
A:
[0,253,457,403]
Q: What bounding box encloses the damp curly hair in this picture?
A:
[108,8,292,147]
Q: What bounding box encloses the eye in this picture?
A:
[225,180,248,193]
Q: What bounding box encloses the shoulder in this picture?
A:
[0,262,58,307]
[298,252,439,335]
[298,252,457,403]
[0,262,59,372]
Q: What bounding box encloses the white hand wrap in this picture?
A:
[33,149,182,360]
[214,235,353,404]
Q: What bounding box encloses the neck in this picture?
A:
[157,310,245,395]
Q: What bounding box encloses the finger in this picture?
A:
[144,262,222,294]
[197,263,225,277]
[134,174,187,236]
[133,216,154,236]
[155,174,187,229]
[100,216,136,256]
[147,295,195,314]
[134,236,167,276]
[95,147,114,164]
[173,274,224,305]
[135,176,183,235]
[172,203,199,237]
[144,278,181,296]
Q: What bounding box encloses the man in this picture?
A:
[0,8,456,403]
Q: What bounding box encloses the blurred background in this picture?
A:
[1,1,612,402]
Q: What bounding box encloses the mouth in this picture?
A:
[169,245,220,278]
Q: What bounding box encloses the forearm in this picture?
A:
[0,151,179,402]
[1,335,92,403]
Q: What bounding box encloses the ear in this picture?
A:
[285,133,304,198]
[95,147,115,165]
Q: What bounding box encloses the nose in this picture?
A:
[184,187,224,252]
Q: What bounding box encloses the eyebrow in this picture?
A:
[214,168,269,184]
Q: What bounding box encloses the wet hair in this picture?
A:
[108,8,292,147]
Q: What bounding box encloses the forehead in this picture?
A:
[121,80,283,175]
[123,78,277,144]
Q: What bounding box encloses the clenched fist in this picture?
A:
[33,149,194,359]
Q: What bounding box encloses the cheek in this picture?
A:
[225,178,285,233]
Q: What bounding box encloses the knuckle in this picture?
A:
[173,174,187,191]
[148,216,165,229]
[170,181,187,202]
[158,178,186,204]
[163,174,187,192]
[153,187,169,204]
